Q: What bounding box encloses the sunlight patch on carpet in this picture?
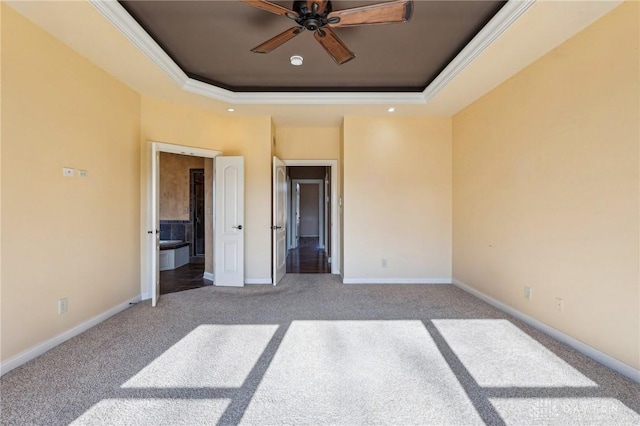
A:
[433,319,597,387]
[122,325,278,388]
[70,398,230,425]
[489,398,640,425]
[241,320,484,425]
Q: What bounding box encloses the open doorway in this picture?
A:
[158,153,212,294]
[286,166,331,274]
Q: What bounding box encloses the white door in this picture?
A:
[214,156,245,287]
[272,156,287,285]
[151,145,161,306]
[324,173,329,254]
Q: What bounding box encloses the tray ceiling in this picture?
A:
[118,0,506,93]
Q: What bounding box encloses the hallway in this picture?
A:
[286,237,330,274]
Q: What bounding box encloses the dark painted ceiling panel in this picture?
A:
[119,0,505,92]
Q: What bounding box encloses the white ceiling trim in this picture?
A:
[423,0,535,102]
[89,0,535,106]
[88,0,188,86]
[184,78,427,105]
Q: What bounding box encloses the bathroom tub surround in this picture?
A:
[159,240,190,271]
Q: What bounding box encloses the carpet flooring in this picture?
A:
[1,275,639,425]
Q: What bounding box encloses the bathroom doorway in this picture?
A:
[158,154,212,294]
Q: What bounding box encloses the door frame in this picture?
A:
[142,141,222,301]
[291,179,324,247]
[282,159,339,274]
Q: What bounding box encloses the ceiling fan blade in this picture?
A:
[251,26,304,53]
[327,0,413,28]
[314,28,355,65]
[242,0,299,18]
[306,0,328,15]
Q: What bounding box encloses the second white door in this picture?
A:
[273,156,287,285]
[214,156,244,287]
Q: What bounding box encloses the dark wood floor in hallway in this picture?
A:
[286,237,330,274]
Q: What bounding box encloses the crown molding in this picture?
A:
[423,0,536,102]
[89,0,535,106]
[88,0,188,86]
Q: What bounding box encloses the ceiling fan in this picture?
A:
[243,0,413,65]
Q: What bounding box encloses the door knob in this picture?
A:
[233,225,243,230]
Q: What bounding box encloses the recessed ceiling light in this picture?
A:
[227,108,235,112]
[388,107,396,113]
[290,55,303,66]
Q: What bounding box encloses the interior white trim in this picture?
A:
[152,142,222,158]
[283,160,339,274]
[89,0,535,106]
[203,271,214,282]
[0,295,141,376]
[452,279,640,385]
[343,278,452,284]
[245,278,272,285]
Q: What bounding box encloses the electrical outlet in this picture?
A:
[556,298,564,312]
[524,286,532,300]
[381,259,388,268]
[78,169,88,178]
[58,297,68,314]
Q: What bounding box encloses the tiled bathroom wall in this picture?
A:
[160,220,193,244]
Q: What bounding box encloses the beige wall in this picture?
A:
[140,97,273,286]
[342,116,452,281]
[275,127,340,160]
[159,152,204,221]
[1,6,141,361]
[452,2,639,368]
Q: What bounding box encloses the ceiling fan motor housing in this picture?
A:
[292,0,334,31]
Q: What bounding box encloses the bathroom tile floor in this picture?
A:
[160,263,212,295]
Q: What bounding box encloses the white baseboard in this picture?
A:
[343,277,452,284]
[245,278,272,285]
[452,279,640,384]
[203,272,214,282]
[0,295,141,376]
[140,292,151,301]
